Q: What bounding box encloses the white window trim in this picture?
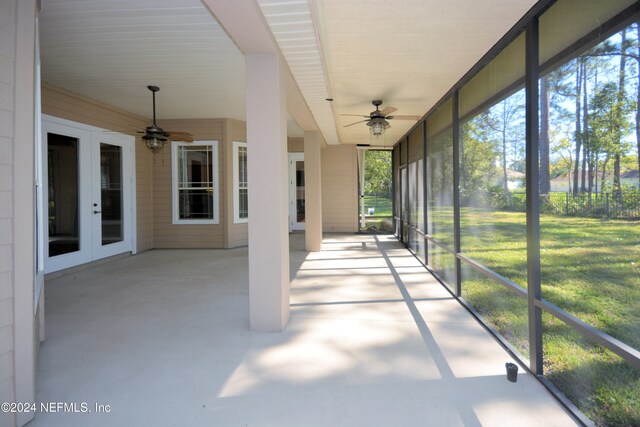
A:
[233,141,248,224]
[172,140,219,225]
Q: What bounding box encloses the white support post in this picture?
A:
[303,131,323,252]
[357,148,366,229]
[13,0,38,425]
[246,54,290,331]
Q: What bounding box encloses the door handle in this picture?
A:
[93,210,101,214]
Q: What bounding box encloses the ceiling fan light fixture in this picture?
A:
[143,134,167,153]
[369,119,386,136]
[138,86,193,151]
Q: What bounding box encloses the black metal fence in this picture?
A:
[509,191,640,220]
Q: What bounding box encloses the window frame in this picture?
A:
[171,140,219,225]
[232,141,248,224]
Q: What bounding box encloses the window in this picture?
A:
[172,141,219,224]
[391,2,640,424]
[233,141,248,223]
[426,99,455,289]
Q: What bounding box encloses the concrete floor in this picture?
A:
[32,234,577,427]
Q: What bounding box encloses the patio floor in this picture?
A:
[32,234,577,426]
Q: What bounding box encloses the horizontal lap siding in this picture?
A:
[41,85,154,252]
[289,138,358,232]
[153,119,225,248]
[322,145,358,232]
[0,1,16,425]
[227,226,248,248]
[287,137,303,153]
[40,86,359,246]
[135,143,153,251]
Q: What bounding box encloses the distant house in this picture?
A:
[550,174,571,192]
[495,169,525,190]
[621,170,639,188]
[550,170,639,193]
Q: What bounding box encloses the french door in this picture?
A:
[42,116,135,273]
[288,153,305,231]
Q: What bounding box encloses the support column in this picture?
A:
[13,1,38,425]
[525,18,543,374]
[246,54,290,331]
[357,149,366,229]
[303,131,323,252]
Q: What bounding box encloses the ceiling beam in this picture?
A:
[201,0,324,141]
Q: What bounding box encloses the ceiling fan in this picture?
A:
[342,100,421,136]
[140,85,193,152]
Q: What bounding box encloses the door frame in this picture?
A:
[288,153,305,231]
[91,131,135,260]
[41,115,136,273]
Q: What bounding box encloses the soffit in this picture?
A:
[256,0,340,145]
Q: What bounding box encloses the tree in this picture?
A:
[572,59,584,195]
[540,75,551,199]
[590,82,634,193]
[550,135,574,188]
[543,22,639,201]
[636,22,640,187]
[487,91,525,199]
[600,22,640,188]
[364,150,392,205]
[581,59,589,194]
[614,28,628,198]
[460,114,499,207]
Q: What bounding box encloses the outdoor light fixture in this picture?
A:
[142,133,167,153]
[138,85,193,153]
[368,118,388,136]
[344,100,418,136]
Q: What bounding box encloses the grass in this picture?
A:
[363,195,392,217]
[381,202,638,423]
[361,196,393,233]
[454,208,639,426]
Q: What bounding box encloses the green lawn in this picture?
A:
[363,195,392,217]
[377,204,638,423]
[361,196,393,233]
[456,209,639,426]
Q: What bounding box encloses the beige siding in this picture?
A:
[0,0,16,424]
[287,137,304,153]
[225,119,248,248]
[322,145,358,232]
[153,119,225,248]
[135,141,154,251]
[41,84,154,252]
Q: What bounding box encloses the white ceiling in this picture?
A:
[40,0,246,121]
[39,0,538,146]
[315,0,537,146]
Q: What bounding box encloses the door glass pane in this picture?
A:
[238,145,248,219]
[48,133,79,256]
[100,143,123,245]
[296,160,305,223]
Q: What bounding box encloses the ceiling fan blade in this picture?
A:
[168,131,194,142]
[380,106,397,116]
[343,120,368,128]
[340,114,370,118]
[386,115,421,120]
